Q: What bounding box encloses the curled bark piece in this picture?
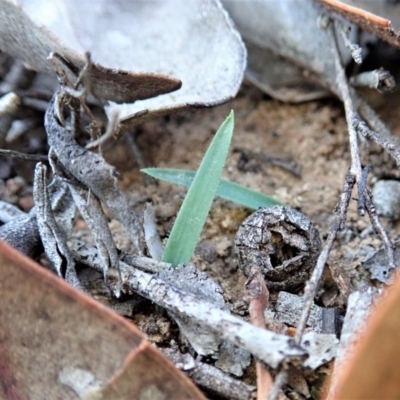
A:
[49,150,120,284]
[44,91,142,254]
[143,202,163,261]
[0,177,74,259]
[33,162,82,290]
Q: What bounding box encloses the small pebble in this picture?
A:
[372,180,400,220]
[18,195,34,212]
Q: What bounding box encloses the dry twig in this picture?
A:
[269,14,398,397]
[70,239,307,369]
[0,148,47,162]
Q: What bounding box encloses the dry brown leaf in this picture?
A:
[0,239,206,399]
[332,274,400,399]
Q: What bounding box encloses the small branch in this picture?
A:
[357,164,371,216]
[0,148,47,162]
[71,240,307,369]
[270,14,398,398]
[338,22,362,64]
[329,20,362,190]
[355,118,400,169]
[364,189,396,271]
[268,370,289,400]
[295,170,354,341]
[269,170,355,399]
[85,109,119,150]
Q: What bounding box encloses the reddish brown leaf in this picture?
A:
[0,240,205,399]
[334,275,400,399]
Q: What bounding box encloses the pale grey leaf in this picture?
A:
[1,0,246,132]
[222,0,353,102]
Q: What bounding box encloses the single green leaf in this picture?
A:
[161,111,234,266]
[142,168,281,209]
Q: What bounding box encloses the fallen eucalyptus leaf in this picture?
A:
[332,278,400,399]
[0,0,246,133]
[222,0,353,102]
[0,239,206,399]
[328,287,382,399]
[0,0,181,104]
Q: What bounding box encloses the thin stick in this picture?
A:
[337,22,362,64]
[268,168,355,399]
[268,370,289,400]
[0,149,47,162]
[70,240,307,369]
[358,164,371,216]
[270,15,399,399]
[355,118,400,169]
[295,170,354,342]
[330,20,362,191]
[364,189,396,271]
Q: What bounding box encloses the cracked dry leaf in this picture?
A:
[0,240,206,400]
[0,0,246,133]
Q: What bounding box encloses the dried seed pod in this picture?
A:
[235,206,321,292]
